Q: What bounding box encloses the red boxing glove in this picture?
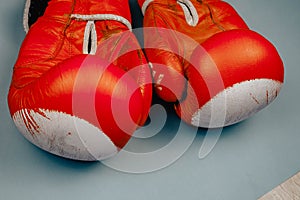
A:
[8,0,152,161]
[139,0,284,128]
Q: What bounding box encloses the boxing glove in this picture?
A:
[139,0,284,128]
[8,0,152,161]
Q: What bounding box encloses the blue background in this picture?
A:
[0,0,299,199]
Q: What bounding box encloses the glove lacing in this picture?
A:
[141,0,199,27]
[71,14,132,55]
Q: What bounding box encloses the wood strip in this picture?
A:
[259,172,300,200]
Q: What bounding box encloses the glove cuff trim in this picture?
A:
[23,0,30,33]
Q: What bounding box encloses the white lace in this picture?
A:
[82,20,97,55]
[22,3,133,51]
[177,0,199,26]
[71,14,132,55]
[141,0,199,27]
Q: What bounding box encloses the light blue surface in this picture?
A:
[0,0,299,199]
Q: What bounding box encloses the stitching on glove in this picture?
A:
[204,3,225,31]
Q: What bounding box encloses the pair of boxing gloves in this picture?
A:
[7,0,284,161]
